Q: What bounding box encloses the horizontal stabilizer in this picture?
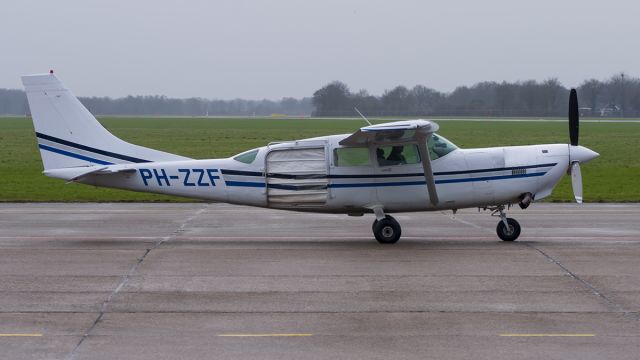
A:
[44,165,138,182]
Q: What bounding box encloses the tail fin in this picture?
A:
[22,72,189,170]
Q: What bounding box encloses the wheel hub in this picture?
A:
[504,225,514,235]
[382,226,394,238]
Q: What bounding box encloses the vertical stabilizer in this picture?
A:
[22,72,189,170]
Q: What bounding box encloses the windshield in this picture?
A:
[233,149,259,164]
[427,133,457,160]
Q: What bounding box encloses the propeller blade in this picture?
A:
[569,89,579,146]
[570,161,583,204]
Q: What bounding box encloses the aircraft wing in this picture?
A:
[339,120,440,205]
[339,120,439,147]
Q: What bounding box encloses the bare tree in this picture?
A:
[579,79,603,116]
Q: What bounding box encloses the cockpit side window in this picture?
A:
[376,144,420,166]
[427,133,457,160]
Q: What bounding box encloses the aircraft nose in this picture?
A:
[570,145,599,164]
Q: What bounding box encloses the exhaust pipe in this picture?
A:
[519,192,533,209]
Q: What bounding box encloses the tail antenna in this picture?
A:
[354,107,372,126]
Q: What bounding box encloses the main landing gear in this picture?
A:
[490,205,521,241]
[371,207,401,244]
[369,205,522,244]
[372,215,401,244]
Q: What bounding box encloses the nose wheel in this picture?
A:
[492,205,521,241]
[372,215,401,244]
[496,217,521,241]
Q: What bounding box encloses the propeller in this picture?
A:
[568,88,582,203]
[567,89,599,203]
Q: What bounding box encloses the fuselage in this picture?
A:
[74,133,573,213]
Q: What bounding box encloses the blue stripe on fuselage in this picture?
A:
[219,163,557,180]
[223,171,548,189]
[435,171,546,184]
[328,172,546,188]
[36,132,151,163]
[38,144,114,165]
[329,181,425,188]
[225,181,266,188]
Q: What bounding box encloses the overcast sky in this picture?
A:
[2,0,638,99]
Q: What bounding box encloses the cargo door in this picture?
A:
[266,146,328,208]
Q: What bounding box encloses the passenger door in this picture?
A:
[373,143,427,208]
[327,145,376,209]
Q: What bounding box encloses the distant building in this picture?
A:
[578,107,592,117]
[600,104,621,117]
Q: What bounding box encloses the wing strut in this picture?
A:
[416,134,439,206]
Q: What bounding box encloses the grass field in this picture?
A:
[1,116,638,202]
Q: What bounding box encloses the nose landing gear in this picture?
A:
[491,205,521,241]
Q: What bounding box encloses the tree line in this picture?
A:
[0,89,312,116]
[312,73,640,117]
[2,73,639,117]
[79,96,313,116]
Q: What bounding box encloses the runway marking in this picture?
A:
[500,333,595,337]
[218,333,313,337]
[0,333,43,337]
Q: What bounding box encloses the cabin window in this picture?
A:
[334,147,370,166]
[376,144,420,166]
[427,134,457,160]
[233,149,259,164]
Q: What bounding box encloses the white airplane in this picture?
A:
[22,72,599,243]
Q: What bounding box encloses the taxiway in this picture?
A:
[1,203,639,359]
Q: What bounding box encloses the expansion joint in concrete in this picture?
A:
[524,243,639,322]
[443,210,639,322]
[65,205,208,360]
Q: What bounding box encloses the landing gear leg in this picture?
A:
[371,207,401,244]
[492,205,521,241]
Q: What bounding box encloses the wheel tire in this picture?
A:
[496,218,521,241]
[373,215,402,244]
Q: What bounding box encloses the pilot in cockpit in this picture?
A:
[376,148,387,164]
[386,146,406,165]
